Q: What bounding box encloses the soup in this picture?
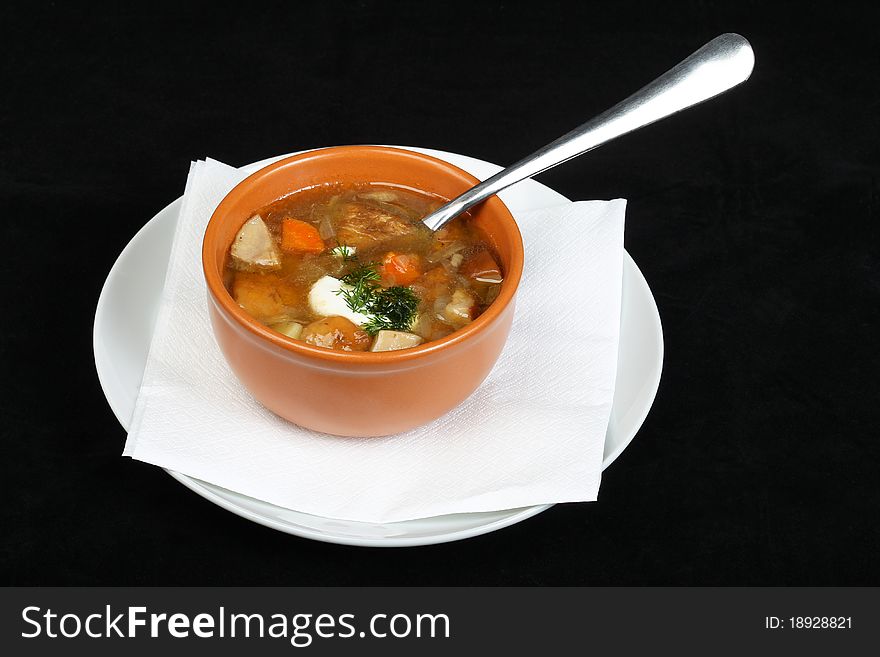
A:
[223,183,504,352]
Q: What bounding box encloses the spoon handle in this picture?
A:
[422,33,755,231]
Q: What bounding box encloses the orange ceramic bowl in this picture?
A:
[202,146,524,436]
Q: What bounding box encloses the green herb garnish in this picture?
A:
[331,243,358,261]
[361,286,420,335]
[336,263,420,336]
[338,263,381,313]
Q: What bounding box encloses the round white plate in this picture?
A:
[93,146,663,547]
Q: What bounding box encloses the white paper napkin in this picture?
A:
[123,157,626,523]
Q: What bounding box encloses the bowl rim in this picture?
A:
[202,145,524,365]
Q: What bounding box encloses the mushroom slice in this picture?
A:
[460,250,503,283]
[335,202,418,249]
[231,215,281,271]
[370,330,425,352]
[443,289,475,328]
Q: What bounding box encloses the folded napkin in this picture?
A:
[123,157,626,523]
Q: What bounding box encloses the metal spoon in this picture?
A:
[421,33,754,231]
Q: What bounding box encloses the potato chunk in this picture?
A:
[232,272,300,324]
[370,330,424,352]
[271,321,303,339]
[230,215,281,271]
[301,316,371,351]
[335,201,417,249]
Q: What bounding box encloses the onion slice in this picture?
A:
[318,215,336,240]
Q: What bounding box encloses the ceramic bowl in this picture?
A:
[202,146,523,436]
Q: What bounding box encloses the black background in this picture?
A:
[1,1,877,585]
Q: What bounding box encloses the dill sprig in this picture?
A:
[338,263,381,313]
[336,262,420,336]
[331,243,358,261]
[361,286,420,336]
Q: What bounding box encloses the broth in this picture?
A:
[223,183,504,352]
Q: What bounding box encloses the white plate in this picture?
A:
[93,147,663,547]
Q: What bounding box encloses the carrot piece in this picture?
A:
[380,252,422,286]
[281,219,324,254]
